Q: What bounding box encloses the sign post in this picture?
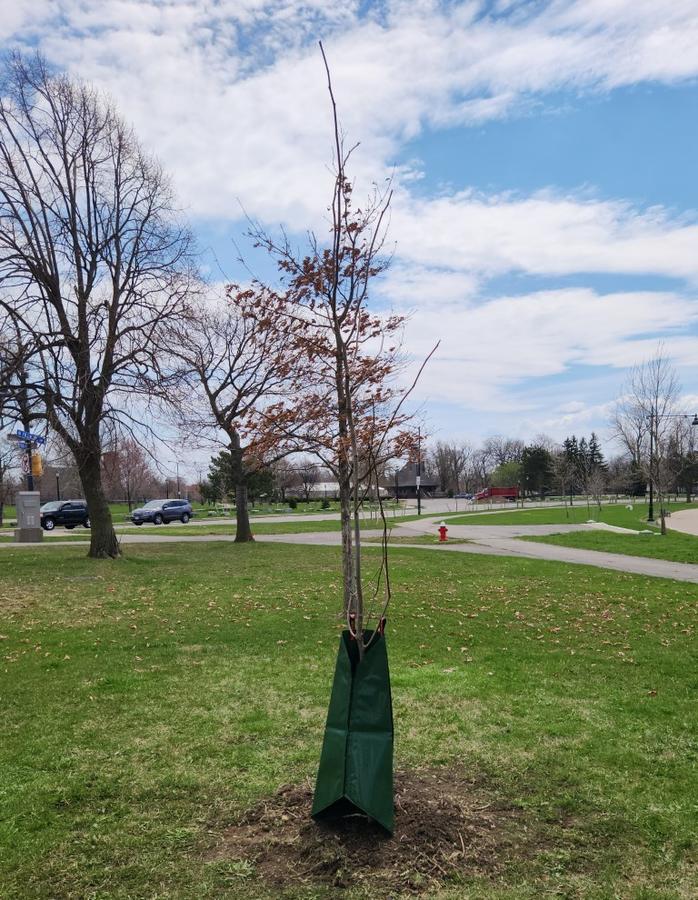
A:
[7,430,45,491]
[7,430,46,542]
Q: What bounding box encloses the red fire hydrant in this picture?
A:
[438,521,448,542]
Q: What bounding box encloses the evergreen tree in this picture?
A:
[207,451,275,504]
[588,433,607,471]
[563,436,581,494]
[521,445,554,498]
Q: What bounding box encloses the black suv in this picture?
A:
[40,500,90,531]
[129,499,194,526]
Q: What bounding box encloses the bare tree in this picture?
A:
[296,457,320,503]
[551,449,576,516]
[0,54,193,557]
[429,441,471,494]
[668,418,698,502]
[481,435,525,468]
[272,458,298,503]
[0,416,20,524]
[167,292,298,542]
[611,350,681,533]
[101,434,157,510]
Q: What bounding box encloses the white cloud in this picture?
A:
[4,0,697,225]
[390,190,698,283]
[403,288,698,409]
[4,0,698,446]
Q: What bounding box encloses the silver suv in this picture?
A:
[129,499,194,526]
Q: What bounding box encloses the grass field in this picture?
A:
[1,542,697,898]
[446,500,695,529]
[0,533,89,543]
[118,513,425,537]
[0,501,406,528]
[522,528,698,564]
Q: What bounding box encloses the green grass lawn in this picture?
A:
[1,543,697,897]
[0,533,89,543]
[522,527,698,564]
[446,500,695,529]
[118,513,426,537]
[0,501,346,527]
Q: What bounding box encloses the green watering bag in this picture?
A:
[311,627,394,834]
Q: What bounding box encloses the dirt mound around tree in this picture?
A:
[205,769,525,895]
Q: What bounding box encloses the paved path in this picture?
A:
[668,508,698,536]
[4,515,698,585]
[259,525,698,584]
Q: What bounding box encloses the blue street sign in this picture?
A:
[16,430,45,445]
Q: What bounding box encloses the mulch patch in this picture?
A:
[205,769,526,895]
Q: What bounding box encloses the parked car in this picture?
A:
[453,492,473,499]
[40,499,90,531]
[129,499,194,525]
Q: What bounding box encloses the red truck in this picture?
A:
[474,486,519,502]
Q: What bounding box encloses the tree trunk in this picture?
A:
[231,441,254,543]
[78,446,120,558]
[338,469,354,619]
[235,481,253,542]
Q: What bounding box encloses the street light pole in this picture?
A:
[55,471,60,501]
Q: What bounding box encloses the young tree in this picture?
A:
[0,54,193,557]
[551,448,577,514]
[611,351,681,533]
[248,47,430,657]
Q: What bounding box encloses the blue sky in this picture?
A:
[3,0,698,466]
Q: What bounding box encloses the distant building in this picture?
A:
[387,463,438,499]
[287,481,341,500]
[286,481,389,500]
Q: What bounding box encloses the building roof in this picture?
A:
[390,463,438,489]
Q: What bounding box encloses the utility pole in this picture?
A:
[416,426,421,516]
[647,411,654,522]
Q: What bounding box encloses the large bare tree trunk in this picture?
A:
[231,442,254,543]
[235,482,253,542]
[77,443,120,559]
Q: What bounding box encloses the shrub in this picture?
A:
[288,497,297,509]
